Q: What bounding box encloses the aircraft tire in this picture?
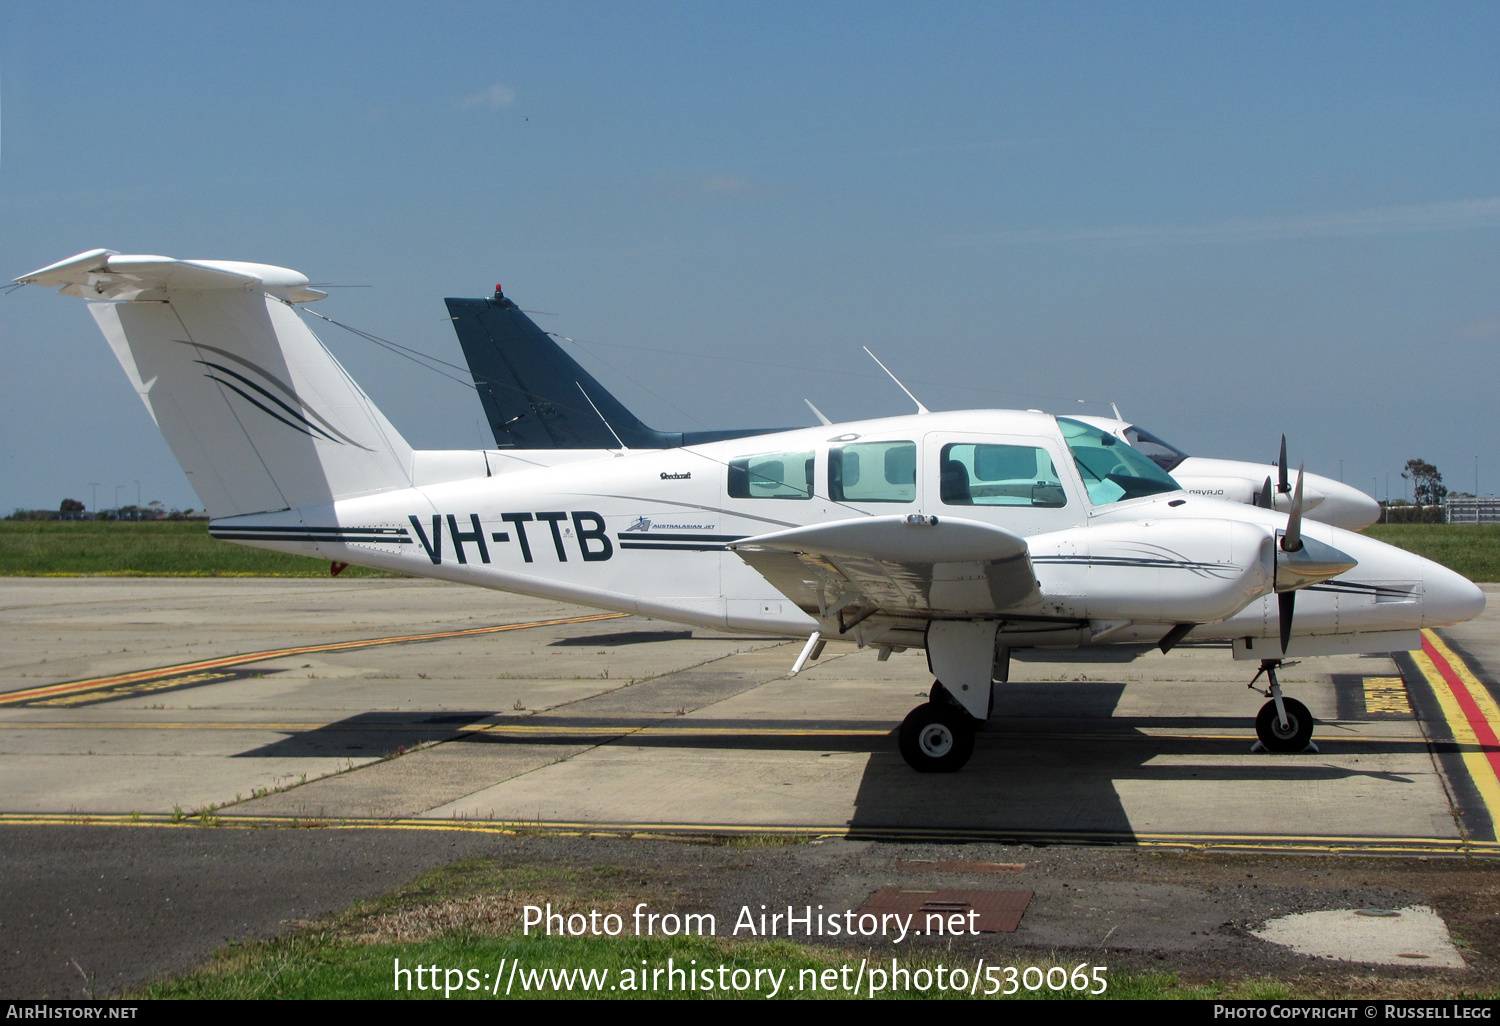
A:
[930,680,964,709]
[898,702,975,772]
[1255,697,1313,753]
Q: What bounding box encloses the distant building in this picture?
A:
[1445,497,1500,524]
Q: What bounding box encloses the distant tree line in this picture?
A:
[5,499,204,521]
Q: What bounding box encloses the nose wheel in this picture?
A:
[1256,696,1313,752]
[898,696,975,772]
[1249,659,1316,753]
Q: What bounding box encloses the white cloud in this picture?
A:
[458,83,517,110]
[957,197,1500,248]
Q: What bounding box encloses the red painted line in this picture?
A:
[1422,634,1500,781]
[0,611,628,705]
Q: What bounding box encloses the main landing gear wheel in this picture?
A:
[1255,697,1313,753]
[898,701,975,772]
[930,680,963,708]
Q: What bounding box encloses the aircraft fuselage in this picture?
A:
[211,409,1479,658]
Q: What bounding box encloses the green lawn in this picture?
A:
[137,931,1272,1000]
[0,520,400,577]
[1365,524,1500,582]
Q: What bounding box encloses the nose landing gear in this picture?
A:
[1249,659,1316,753]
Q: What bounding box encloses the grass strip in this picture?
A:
[1365,524,1500,582]
[0,520,400,577]
[136,931,1288,1000]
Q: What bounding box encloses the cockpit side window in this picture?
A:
[1123,426,1189,473]
[1059,418,1181,505]
[829,441,916,503]
[938,443,1067,507]
[728,450,814,499]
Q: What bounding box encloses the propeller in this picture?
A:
[1271,456,1358,654]
[1277,435,1290,496]
[1257,476,1273,509]
[1284,464,1305,554]
[1278,464,1306,652]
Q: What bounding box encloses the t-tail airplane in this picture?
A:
[449,290,1381,530]
[16,250,1485,772]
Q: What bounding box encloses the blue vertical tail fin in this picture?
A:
[446,290,793,449]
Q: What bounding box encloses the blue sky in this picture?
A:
[3,1,1497,511]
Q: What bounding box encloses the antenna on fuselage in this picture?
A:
[804,399,832,426]
[862,347,930,415]
[1111,402,1123,421]
[576,382,629,452]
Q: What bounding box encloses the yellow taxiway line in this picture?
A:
[0,811,1491,856]
[0,611,628,707]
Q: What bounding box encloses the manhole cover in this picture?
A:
[857,888,1032,933]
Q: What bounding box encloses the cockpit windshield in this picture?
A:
[1122,426,1189,473]
[1058,417,1181,505]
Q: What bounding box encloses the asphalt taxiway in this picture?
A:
[2,578,1495,849]
[2,577,1499,996]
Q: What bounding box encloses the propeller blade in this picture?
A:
[1277,435,1289,494]
[1273,462,1357,594]
[1258,476,1273,509]
[1279,590,1295,653]
[1283,464,1305,553]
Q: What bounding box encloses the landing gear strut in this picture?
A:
[1249,659,1314,753]
[898,683,976,772]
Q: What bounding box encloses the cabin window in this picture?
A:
[829,441,916,503]
[728,450,814,499]
[939,443,1067,507]
[1058,417,1180,505]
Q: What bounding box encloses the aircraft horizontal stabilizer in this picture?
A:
[16,249,329,303]
[729,514,1039,623]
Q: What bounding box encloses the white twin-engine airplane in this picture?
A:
[445,286,1382,530]
[16,250,1486,773]
[1069,415,1382,532]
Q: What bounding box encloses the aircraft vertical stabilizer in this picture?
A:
[18,251,415,518]
[446,293,658,448]
[447,290,796,449]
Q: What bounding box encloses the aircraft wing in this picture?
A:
[727,514,1038,624]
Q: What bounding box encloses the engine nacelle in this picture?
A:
[1032,518,1274,624]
